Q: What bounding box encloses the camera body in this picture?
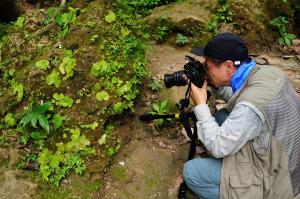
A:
[164,55,207,88]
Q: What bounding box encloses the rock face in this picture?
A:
[0,0,148,196]
[0,148,37,199]
[145,0,296,51]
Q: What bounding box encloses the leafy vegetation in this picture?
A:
[270,16,296,46]
[46,70,61,88]
[20,101,52,133]
[116,0,182,16]
[10,81,24,102]
[148,79,162,92]
[148,100,171,127]
[14,16,25,28]
[36,60,50,70]
[207,0,234,35]
[55,7,80,38]
[52,93,73,108]
[153,25,169,42]
[175,33,189,45]
[59,50,76,80]
[37,128,95,186]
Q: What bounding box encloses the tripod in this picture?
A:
[139,82,198,199]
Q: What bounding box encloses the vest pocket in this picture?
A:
[229,174,263,199]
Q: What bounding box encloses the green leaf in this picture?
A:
[35,60,49,70]
[30,113,38,128]
[4,113,16,127]
[46,70,61,88]
[121,28,131,36]
[105,10,116,23]
[59,56,76,80]
[31,131,43,140]
[113,102,124,114]
[52,93,73,108]
[279,37,285,45]
[98,134,107,145]
[284,37,291,46]
[152,103,160,113]
[160,100,167,111]
[156,119,163,127]
[38,114,50,133]
[21,112,33,126]
[52,114,64,129]
[96,91,110,101]
[285,33,296,40]
[11,82,24,102]
[37,102,52,113]
[14,16,25,28]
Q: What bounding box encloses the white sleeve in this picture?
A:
[194,102,264,158]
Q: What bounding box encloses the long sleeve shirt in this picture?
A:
[194,87,266,158]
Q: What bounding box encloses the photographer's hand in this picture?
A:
[190,81,208,105]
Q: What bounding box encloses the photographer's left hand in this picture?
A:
[190,81,208,105]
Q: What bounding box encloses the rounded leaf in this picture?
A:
[96,91,109,101]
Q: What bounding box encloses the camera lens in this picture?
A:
[164,70,187,88]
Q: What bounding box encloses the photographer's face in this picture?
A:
[205,58,236,88]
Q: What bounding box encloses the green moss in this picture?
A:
[38,174,101,199]
[112,166,127,181]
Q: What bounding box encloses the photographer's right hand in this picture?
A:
[190,81,208,105]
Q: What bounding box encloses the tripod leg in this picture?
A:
[178,181,187,199]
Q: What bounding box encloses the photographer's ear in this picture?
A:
[225,60,237,75]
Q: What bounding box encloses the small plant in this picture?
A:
[98,123,115,146]
[148,100,171,127]
[176,33,189,46]
[90,60,112,77]
[52,93,73,108]
[108,139,122,157]
[20,101,52,133]
[10,81,24,102]
[51,114,65,130]
[105,10,117,23]
[14,16,25,28]
[148,79,161,92]
[208,15,219,35]
[217,4,234,23]
[4,113,16,127]
[96,91,110,101]
[59,56,76,80]
[46,70,61,88]
[153,26,169,42]
[37,128,95,186]
[55,7,80,38]
[43,7,60,26]
[90,34,99,43]
[35,60,50,70]
[80,122,98,130]
[270,16,296,46]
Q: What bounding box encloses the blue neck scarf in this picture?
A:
[230,60,256,93]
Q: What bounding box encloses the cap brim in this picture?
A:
[191,47,205,56]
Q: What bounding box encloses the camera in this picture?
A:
[164,55,207,88]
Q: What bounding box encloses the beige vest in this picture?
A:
[220,65,299,199]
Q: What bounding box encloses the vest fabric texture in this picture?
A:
[220,65,300,198]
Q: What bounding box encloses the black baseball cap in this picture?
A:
[191,32,250,65]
